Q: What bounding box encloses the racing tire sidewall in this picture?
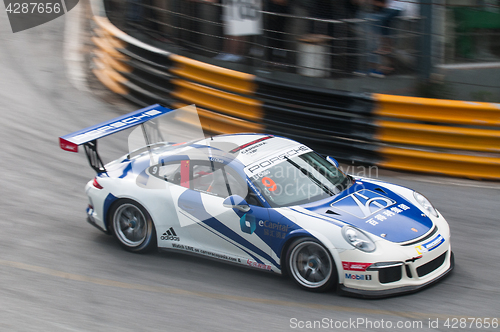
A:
[285,237,338,292]
[110,199,157,253]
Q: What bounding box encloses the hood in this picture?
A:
[299,180,433,243]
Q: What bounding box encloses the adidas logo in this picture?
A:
[161,227,180,241]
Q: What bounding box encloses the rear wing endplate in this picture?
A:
[59,104,173,173]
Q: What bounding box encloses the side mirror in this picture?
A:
[223,195,250,212]
[326,156,339,168]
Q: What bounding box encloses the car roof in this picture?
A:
[190,133,303,167]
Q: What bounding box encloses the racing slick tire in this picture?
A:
[110,199,157,253]
[286,237,337,292]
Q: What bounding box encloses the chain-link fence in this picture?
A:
[103,0,500,79]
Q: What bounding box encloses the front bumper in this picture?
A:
[338,251,454,298]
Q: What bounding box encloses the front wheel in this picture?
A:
[110,199,156,253]
[286,237,337,292]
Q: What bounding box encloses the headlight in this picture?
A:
[413,191,438,218]
[342,225,376,252]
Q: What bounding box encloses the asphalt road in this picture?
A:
[1,6,500,332]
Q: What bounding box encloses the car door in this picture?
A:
[144,159,207,251]
[177,160,275,267]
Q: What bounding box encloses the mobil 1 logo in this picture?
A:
[4,0,79,33]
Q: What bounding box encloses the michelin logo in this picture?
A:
[415,234,445,255]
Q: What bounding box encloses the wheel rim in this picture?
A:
[289,241,332,288]
[113,203,148,247]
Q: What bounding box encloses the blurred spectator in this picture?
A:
[182,0,202,47]
[213,0,263,62]
[304,0,334,35]
[126,0,142,29]
[373,0,403,54]
[345,0,360,73]
[265,0,291,63]
[352,0,388,77]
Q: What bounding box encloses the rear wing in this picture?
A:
[59,104,174,173]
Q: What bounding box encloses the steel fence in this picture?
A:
[104,0,426,78]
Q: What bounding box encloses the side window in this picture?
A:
[149,160,190,188]
[245,186,263,207]
[192,164,216,193]
[150,161,181,184]
[191,161,248,199]
[158,163,181,184]
[224,168,247,198]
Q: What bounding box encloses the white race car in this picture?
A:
[60,105,454,298]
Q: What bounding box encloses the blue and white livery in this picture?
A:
[60,105,454,298]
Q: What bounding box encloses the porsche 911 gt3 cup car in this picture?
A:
[59,104,454,298]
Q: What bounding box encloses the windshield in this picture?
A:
[249,152,352,207]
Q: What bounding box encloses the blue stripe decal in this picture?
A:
[178,190,279,267]
[193,219,266,265]
[288,207,344,227]
[118,163,132,179]
[102,193,118,230]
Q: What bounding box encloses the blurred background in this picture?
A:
[102,0,500,100]
[0,1,499,331]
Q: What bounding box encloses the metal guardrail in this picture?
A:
[374,94,500,126]
[92,16,263,134]
[255,77,379,162]
[374,94,500,179]
[379,147,500,180]
[90,12,500,180]
[90,14,378,163]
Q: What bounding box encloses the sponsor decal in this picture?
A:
[171,243,239,263]
[250,170,270,181]
[415,234,445,255]
[230,136,273,154]
[258,220,289,232]
[245,145,311,174]
[363,203,411,226]
[345,273,372,281]
[240,213,257,234]
[59,138,78,152]
[247,178,266,203]
[331,190,396,220]
[72,109,162,144]
[161,227,180,241]
[247,259,272,271]
[259,220,288,239]
[261,177,277,191]
[262,229,286,239]
[342,262,372,272]
[208,157,224,163]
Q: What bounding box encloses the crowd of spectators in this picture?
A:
[111,0,419,78]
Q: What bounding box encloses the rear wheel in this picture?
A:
[110,199,156,253]
[286,237,337,292]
